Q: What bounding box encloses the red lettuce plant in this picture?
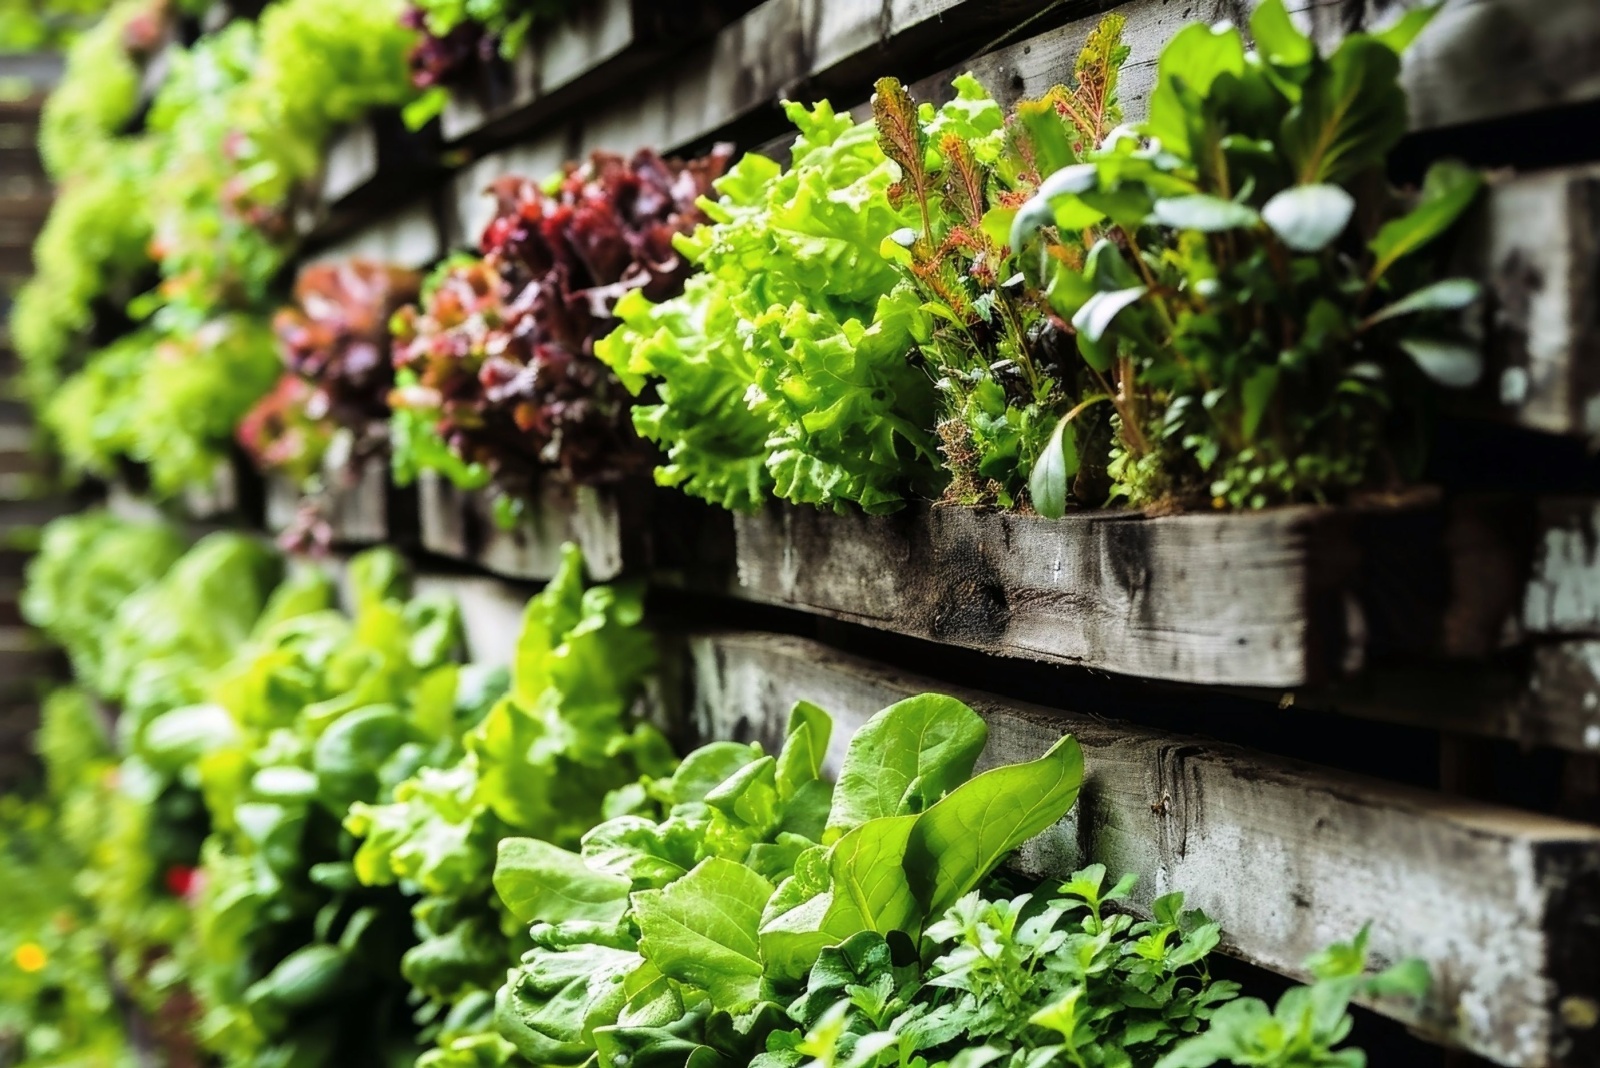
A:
[389,145,732,507]
[239,260,421,484]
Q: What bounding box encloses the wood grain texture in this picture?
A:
[263,461,402,547]
[439,0,764,149]
[416,471,643,582]
[729,496,1531,688]
[689,630,1600,1068]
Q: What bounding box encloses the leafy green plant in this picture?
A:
[21,510,185,693]
[0,796,136,1068]
[346,543,671,1066]
[1014,0,1481,512]
[1154,930,1428,1068]
[36,0,146,179]
[599,94,969,514]
[760,864,1236,1068]
[490,694,1084,1064]
[44,315,281,498]
[11,145,154,400]
[146,550,473,1068]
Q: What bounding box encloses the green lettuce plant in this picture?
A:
[346,543,672,1066]
[599,95,964,514]
[140,551,471,1068]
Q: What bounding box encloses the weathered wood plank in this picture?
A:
[416,471,645,582]
[443,0,1068,244]
[264,460,401,547]
[690,630,1600,1068]
[729,495,1528,689]
[304,196,444,269]
[1525,500,1600,636]
[301,114,443,248]
[440,0,758,148]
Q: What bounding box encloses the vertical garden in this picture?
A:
[4,1,1600,1067]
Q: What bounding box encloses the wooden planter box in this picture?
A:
[437,0,759,149]
[688,630,1600,1068]
[416,471,732,584]
[263,458,414,549]
[416,471,646,582]
[729,495,1533,689]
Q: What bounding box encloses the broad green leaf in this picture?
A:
[1029,413,1080,520]
[1367,160,1483,282]
[312,704,420,813]
[1261,184,1355,251]
[1072,286,1148,344]
[1400,337,1483,388]
[1250,0,1313,70]
[494,838,631,926]
[1374,4,1440,54]
[633,857,773,1009]
[139,703,239,776]
[1151,194,1260,232]
[668,741,763,805]
[1362,278,1481,327]
[775,701,832,800]
[1281,36,1407,184]
[1241,365,1280,444]
[496,944,641,1064]
[904,733,1085,917]
[1145,22,1248,159]
[826,694,987,838]
[825,815,920,938]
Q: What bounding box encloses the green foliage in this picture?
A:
[490,695,1084,1064]
[11,146,154,399]
[21,509,185,692]
[346,543,669,1065]
[599,95,967,514]
[1015,0,1480,511]
[762,865,1236,1068]
[0,796,136,1068]
[36,0,143,179]
[1154,929,1429,1068]
[44,316,282,498]
[23,522,283,1008]
[165,549,475,1068]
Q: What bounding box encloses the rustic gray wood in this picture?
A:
[264,460,394,547]
[729,495,1531,688]
[416,471,641,582]
[439,0,641,146]
[443,0,1066,244]
[1526,499,1600,635]
[318,121,380,206]
[690,629,1600,1068]
[306,197,443,270]
[181,456,241,521]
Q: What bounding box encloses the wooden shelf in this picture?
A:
[438,0,761,150]
[416,471,645,582]
[263,459,409,548]
[728,496,1535,689]
[689,629,1600,1068]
